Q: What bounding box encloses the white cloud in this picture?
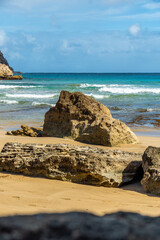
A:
[24,34,35,43]
[0,0,52,11]
[129,24,141,36]
[100,0,133,5]
[0,30,7,46]
[143,2,160,10]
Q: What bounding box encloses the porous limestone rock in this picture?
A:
[0,63,13,78]
[141,146,160,195]
[7,125,43,137]
[0,142,142,187]
[0,212,160,240]
[43,91,139,146]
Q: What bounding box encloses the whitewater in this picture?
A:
[0,73,160,128]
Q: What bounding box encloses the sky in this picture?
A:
[0,0,160,72]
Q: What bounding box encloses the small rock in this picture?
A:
[6,125,42,137]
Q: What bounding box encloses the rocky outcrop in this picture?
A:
[43,91,139,147]
[7,125,43,137]
[141,146,160,195]
[0,211,160,239]
[0,74,23,80]
[0,63,13,78]
[0,51,13,71]
[0,142,142,187]
[0,51,23,80]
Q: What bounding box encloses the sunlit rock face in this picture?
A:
[43,90,139,146]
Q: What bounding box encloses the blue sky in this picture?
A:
[1,0,160,72]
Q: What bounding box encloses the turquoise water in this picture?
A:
[0,73,160,128]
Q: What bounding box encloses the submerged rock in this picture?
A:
[0,74,23,80]
[43,91,139,147]
[0,142,142,187]
[0,211,160,240]
[141,146,160,195]
[7,125,43,137]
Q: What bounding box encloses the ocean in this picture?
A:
[0,73,160,129]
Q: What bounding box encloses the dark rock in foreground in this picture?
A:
[0,142,142,187]
[7,125,43,137]
[43,91,139,147]
[0,211,160,240]
[141,146,160,195]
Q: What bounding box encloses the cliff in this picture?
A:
[0,51,13,71]
[0,51,22,80]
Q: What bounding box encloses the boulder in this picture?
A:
[7,125,43,137]
[0,142,142,187]
[43,91,139,147]
[0,63,13,78]
[0,211,160,239]
[141,146,160,195]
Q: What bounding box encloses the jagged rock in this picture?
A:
[0,51,13,71]
[0,211,160,239]
[0,51,22,79]
[0,142,142,187]
[43,91,139,147]
[7,125,43,137]
[141,146,160,195]
[0,63,13,78]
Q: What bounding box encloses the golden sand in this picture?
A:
[0,130,159,217]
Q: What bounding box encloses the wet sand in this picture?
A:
[0,130,159,217]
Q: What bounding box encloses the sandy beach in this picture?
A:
[0,130,159,217]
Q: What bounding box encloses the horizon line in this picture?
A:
[20,72,160,74]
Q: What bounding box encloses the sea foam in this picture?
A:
[98,86,160,94]
[0,100,18,104]
[6,93,58,99]
[0,85,34,89]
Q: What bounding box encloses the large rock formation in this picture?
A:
[0,211,160,239]
[43,91,139,147]
[0,142,142,187]
[0,63,13,78]
[141,146,160,195]
[0,51,22,80]
[0,51,13,70]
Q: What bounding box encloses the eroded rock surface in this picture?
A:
[7,125,43,137]
[0,212,160,240]
[43,91,139,146]
[0,142,142,187]
[141,146,160,195]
